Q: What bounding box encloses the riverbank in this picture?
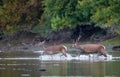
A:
[0,36,120,52]
[1,24,119,52]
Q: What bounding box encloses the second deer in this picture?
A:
[38,41,67,57]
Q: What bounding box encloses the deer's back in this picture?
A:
[80,44,105,53]
[45,45,67,52]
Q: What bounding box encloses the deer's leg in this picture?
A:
[61,50,67,57]
[101,52,107,57]
[78,51,82,57]
[79,50,85,57]
[99,51,107,57]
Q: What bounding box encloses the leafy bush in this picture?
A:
[31,24,52,37]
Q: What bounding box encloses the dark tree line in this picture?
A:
[0,0,120,35]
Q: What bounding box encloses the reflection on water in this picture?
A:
[0,59,120,77]
[0,51,120,77]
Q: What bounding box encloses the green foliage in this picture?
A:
[51,16,75,30]
[43,0,120,34]
[0,0,3,6]
[43,0,93,29]
[91,0,120,34]
[91,6,112,27]
[0,0,120,35]
[103,36,120,46]
[91,0,120,27]
[116,27,120,35]
[0,0,43,33]
[4,25,20,34]
[31,24,52,37]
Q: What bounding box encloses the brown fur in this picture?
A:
[72,44,107,57]
[43,45,67,57]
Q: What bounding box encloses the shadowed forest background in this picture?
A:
[1,1,120,77]
[0,0,120,51]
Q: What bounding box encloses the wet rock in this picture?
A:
[39,68,46,71]
[112,46,120,51]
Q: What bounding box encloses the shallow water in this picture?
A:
[0,51,120,77]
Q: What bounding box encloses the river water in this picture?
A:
[0,51,120,77]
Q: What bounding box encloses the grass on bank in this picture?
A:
[102,36,120,46]
[63,36,120,47]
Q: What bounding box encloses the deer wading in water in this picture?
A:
[71,43,107,57]
[71,35,107,57]
[38,41,67,57]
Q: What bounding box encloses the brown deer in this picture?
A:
[38,41,67,57]
[71,43,107,57]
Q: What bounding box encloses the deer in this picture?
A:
[38,41,67,57]
[71,43,107,57]
[71,35,107,57]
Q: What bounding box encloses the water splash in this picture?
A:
[38,51,113,61]
[0,50,118,62]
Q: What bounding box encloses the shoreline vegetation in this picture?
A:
[0,32,120,52]
[0,0,120,52]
